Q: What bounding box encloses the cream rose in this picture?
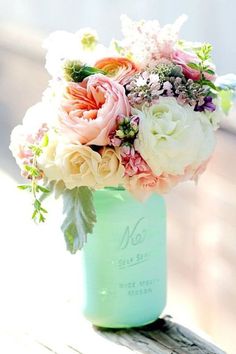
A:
[134,97,216,175]
[54,143,101,189]
[39,141,124,189]
[96,147,124,188]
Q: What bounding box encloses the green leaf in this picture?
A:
[34,199,41,210]
[24,165,40,177]
[218,89,233,114]
[61,187,96,254]
[201,80,218,91]
[30,145,43,156]
[32,209,38,220]
[205,69,215,75]
[18,184,32,191]
[37,185,50,193]
[73,66,106,82]
[195,43,212,62]
[39,213,46,223]
[64,60,106,82]
[40,207,48,214]
[41,134,49,148]
[187,62,200,70]
[196,52,204,61]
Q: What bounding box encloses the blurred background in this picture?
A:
[0,0,235,353]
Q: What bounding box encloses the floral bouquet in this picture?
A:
[10,16,235,253]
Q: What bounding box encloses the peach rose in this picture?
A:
[59,74,130,145]
[125,170,181,201]
[95,57,139,85]
[172,49,215,81]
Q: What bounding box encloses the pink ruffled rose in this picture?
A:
[59,74,130,145]
[172,49,215,81]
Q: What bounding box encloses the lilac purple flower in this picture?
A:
[194,96,216,112]
[126,62,209,109]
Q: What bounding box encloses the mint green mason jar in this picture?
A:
[80,188,166,328]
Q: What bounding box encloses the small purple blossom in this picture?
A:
[194,96,216,112]
[126,71,164,106]
[127,63,209,108]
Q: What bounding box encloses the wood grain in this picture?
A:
[0,316,224,354]
[93,316,225,354]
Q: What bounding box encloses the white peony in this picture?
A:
[134,97,216,175]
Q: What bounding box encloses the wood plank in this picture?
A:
[1,316,223,354]
[93,316,225,354]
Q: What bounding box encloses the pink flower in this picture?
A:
[125,170,181,201]
[120,145,148,177]
[172,49,215,81]
[9,103,51,178]
[59,74,130,145]
[125,158,210,201]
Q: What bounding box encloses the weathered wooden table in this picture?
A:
[92,316,225,354]
[2,316,224,354]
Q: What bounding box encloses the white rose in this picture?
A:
[134,97,216,175]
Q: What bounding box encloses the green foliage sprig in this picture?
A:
[188,43,217,91]
[18,134,50,223]
[61,187,96,253]
[64,60,106,83]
